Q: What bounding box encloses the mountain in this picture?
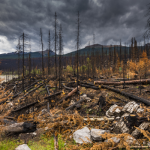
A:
[0,49,55,59]
[63,44,130,57]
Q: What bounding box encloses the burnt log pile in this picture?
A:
[1,75,150,149]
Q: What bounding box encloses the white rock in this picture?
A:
[45,127,48,130]
[106,104,122,118]
[136,107,144,113]
[131,122,150,138]
[15,144,31,150]
[85,97,91,102]
[105,137,120,144]
[69,100,76,106]
[73,127,92,144]
[32,132,37,136]
[125,136,139,146]
[91,129,110,141]
[120,113,130,121]
[113,121,129,134]
[116,117,120,120]
[7,102,13,109]
[122,101,139,113]
[82,94,87,97]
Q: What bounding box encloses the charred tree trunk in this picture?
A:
[76,11,80,95]
[40,28,44,77]
[58,24,63,89]
[54,12,57,79]
[48,30,51,75]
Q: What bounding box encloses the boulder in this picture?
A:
[131,122,150,138]
[73,126,92,144]
[91,129,110,141]
[15,144,31,150]
[106,104,122,118]
[113,120,130,134]
[122,101,139,113]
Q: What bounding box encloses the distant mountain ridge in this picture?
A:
[0,44,146,59]
[0,49,55,59]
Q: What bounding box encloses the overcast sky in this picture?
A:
[0,0,149,54]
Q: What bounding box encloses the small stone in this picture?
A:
[125,136,139,146]
[15,144,31,150]
[45,127,48,130]
[105,137,120,145]
[32,132,37,136]
[91,129,110,141]
[85,97,91,102]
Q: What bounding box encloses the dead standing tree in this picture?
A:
[76,11,80,95]
[91,33,96,78]
[28,39,31,85]
[16,37,21,79]
[54,12,58,79]
[19,33,29,93]
[40,28,44,77]
[48,30,51,75]
[144,3,150,41]
[58,24,63,89]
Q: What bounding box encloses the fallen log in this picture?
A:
[79,102,98,114]
[46,85,57,89]
[109,96,128,103]
[44,91,62,99]
[110,146,150,149]
[25,80,42,92]
[83,117,114,121]
[66,81,75,87]
[6,80,43,101]
[0,119,16,125]
[95,79,150,85]
[5,121,37,134]
[58,86,81,104]
[61,83,74,91]
[12,101,38,113]
[17,83,44,101]
[101,85,150,106]
[79,84,99,90]
[79,81,95,86]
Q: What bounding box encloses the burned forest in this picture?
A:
[1,2,150,150]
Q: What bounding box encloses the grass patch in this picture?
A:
[0,134,66,150]
[0,139,23,150]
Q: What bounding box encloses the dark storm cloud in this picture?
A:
[0,0,149,54]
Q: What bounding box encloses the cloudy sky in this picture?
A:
[0,0,149,54]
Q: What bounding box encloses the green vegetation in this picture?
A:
[0,134,66,150]
[0,139,22,150]
[66,65,73,73]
